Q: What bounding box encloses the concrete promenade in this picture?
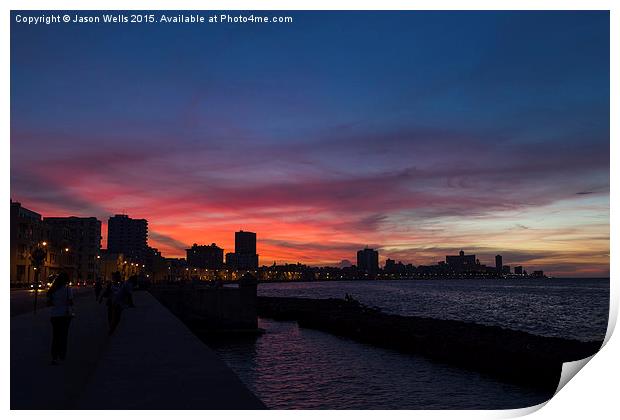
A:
[11,290,265,409]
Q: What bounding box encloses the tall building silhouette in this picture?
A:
[357,247,379,274]
[495,255,503,274]
[235,230,257,255]
[225,230,258,270]
[107,214,148,264]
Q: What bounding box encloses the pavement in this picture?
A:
[11,290,265,410]
[11,287,95,317]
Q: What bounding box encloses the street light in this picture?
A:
[60,246,73,282]
[30,244,47,314]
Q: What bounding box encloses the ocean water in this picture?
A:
[206,278,609,409]
[258,278,609,342]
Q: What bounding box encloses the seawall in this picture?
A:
[258,296,602,392]
[151,281,258,332]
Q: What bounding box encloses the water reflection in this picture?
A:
[205,318,553,409]
[202,278,608,409]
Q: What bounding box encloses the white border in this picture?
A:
[2,1,617,420]
[0,0,617,11]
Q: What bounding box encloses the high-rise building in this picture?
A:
[235,230,257,255]
[357,247,379,274]
[44,216,102,282]
[495,255,503,274]
[226,230,259,270]
[107,214,148,264]
[187,243,224,269]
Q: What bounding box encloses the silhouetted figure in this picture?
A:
[94,279,103,300]
[101,272,121,332]
[46,272,74,365]
[108,275,138,335]
[99,281,111,304]
[344,293,361,308]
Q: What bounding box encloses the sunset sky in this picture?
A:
[11,11,609,276]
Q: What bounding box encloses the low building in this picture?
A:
[99,250,125,282]
[187,243,224,269]
[157,258,188,283]
[11,201,46,287]
[226,252,259,271]
[445,250,477,272]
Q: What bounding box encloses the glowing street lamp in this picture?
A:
[30,244,47,314]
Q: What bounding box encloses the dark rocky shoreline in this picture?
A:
[258,296,602,392]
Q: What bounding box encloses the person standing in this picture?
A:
[100,272,121,332]
[94,279,103,301]
[46,272,74,365]
[108,275,138,335]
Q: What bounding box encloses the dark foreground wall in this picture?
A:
[258,296,603,392]
[152,281,258,331]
